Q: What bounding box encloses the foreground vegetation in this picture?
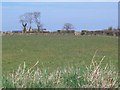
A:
[3,53,118,88]
[2,34,118,88]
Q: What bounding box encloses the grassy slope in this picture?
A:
[2,34,118,74]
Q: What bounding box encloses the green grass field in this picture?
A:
[2,34,118,74]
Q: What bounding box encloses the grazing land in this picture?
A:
[2,34,118,74]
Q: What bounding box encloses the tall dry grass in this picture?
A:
[2,52,118,88]
[83,51,118,88]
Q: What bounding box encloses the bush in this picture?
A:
[57,30,75,33]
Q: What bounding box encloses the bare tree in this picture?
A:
[20,11,43,33]
[37,22,44,32]
[33,12,43,32]
[63,23,74,31]
[26,12,33,32]
[20,14,28,33]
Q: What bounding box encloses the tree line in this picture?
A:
[20,12,75,33]
[19,11,119,35]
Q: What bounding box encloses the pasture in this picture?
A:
[2,34,118,74]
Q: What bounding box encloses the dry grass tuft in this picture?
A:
[2,51,118,88]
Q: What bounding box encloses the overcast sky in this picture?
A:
[2,2,118,31]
